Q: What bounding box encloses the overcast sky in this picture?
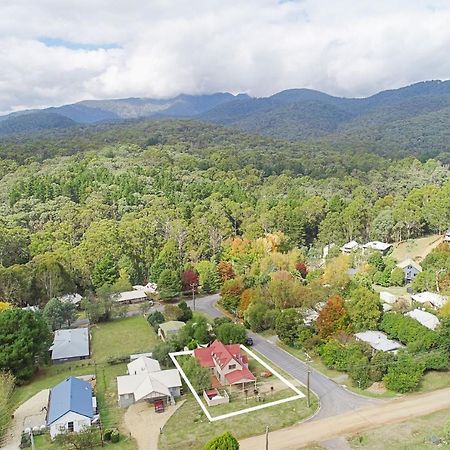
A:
[1,0,450,113]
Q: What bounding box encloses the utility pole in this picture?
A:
[265,425,269,450]
[191,284,196,311]
[305,352,311,408]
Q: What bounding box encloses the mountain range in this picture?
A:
[2,80,450,158]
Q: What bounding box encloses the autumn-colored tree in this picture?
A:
[220,277,245,314]
[316,294,350,338]
[295,261,308,278]
[0,302,11,312]
[238,288,253,317]
[217,261,235,282]
[181,268,199,292]
[322,255,351,290]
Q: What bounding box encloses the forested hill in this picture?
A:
[2,80,450,159]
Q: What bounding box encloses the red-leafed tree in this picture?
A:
[181,268,199,292]
[295,261,308,279]
[316,294,349,338]
[217,261,235,282]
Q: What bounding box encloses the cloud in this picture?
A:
[1,0,450,112]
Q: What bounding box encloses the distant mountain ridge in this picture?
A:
[2,80,450,158]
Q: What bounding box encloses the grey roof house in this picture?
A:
[397,259,422,283]
[50,328,90,363]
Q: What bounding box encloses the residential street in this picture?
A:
[186,294,378,420]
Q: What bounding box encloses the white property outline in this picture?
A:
[169,344,305,422]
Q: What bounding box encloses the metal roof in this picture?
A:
[47,376,93,425]
[355,330,403,352]
[50,328,89,361]
[405,309,440,330]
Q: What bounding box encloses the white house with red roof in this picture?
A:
[194,340,256,387]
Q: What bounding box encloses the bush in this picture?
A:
[368,351,396,382]
[147,310,165,331]
[106,355,129,365]
[275,309,302,346]
[416,349,449,371]
[348,355,371,389]
[111,430,120,443]
[380,313,438,350]
[104,429,113,441]
[203,431,239,450]
[390,268,405,286]
[383,353,424,393]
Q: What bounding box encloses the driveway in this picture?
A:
[187,294,377,420]
[123,400,185,450]
[1,389,49,450]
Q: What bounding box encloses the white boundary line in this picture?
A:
[169,344,305,422]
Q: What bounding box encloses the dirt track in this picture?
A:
[239,387,450,450]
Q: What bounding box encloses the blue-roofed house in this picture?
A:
[47,376,97,438]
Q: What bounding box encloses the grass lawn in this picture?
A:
[391,234,442,262]
[91,316,158,363]
[349,408,450,449]
[159,390,317,450]
[419,370,450,393]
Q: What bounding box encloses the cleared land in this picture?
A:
[349,408,450,449]
[391,234,442,262]
[239,387,450,450]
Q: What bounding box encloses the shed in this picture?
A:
[158,321,185,341]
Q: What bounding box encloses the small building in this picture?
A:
[323,243,336,259]
[411,292,447,309]
[194,340,256,387]
[50,328,90,364]
[203,388,229,407]
[117,356,182,408]
[58,293,83,306]
[47,376,97,439]
[158,321,185,341]
[405,309,440,331]
[354,331,403,353]
[362,241,392,255]
[396,259,422,283]
[341,240,360,254]
[133,282,158,294]
[444,229,450,243]
[113,290,149,304]
[379,291,397,305]
[22,304,39,313]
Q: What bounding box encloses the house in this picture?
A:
[47,376,98,439]
[396,259,422,283]
[58,293,83,306]
[133,282,158,294]
[444,229,450,243]
[50,328,90,364]
[341,240,360,254]
[405,309,440,331]
[411,292,447,309]
[117,356,182,408]
[194,340,256,387]
[362,241,392,255]
[158,321,185,341]
[354,331,403,353]
[113,290,149,304]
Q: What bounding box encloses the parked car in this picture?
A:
[245,337,254,346]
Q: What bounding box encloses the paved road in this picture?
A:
[187,294,378,420]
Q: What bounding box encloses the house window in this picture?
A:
[67,422,74,432]
[229,364,236,370]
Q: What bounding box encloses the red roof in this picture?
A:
[194,340,246,369]
[225,367,256,384]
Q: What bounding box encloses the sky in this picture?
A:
[1,0,450,113]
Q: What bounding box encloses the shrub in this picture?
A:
[368,351,396,382]
[390,268,405,286]
[111,430,120,443]
[383,353,424,393]
[147,310,165,331]
[380,313,438,350]
[416,349,449,371]
[203,431,239,450]
[104,429,113,441]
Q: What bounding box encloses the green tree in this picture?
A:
[158,269,181,299]
[203,432,239,450]
[0,309,51,382]
[383,353,424,393]
[346,287,381,331]
[215,322,246,344]
[390,267,405,286]
[91,254,118,288]
[275,309,302,346]
[179,356,210,393]
[43,298,77,331]
[147,311,165,331]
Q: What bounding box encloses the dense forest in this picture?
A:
[0,119,450,308]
